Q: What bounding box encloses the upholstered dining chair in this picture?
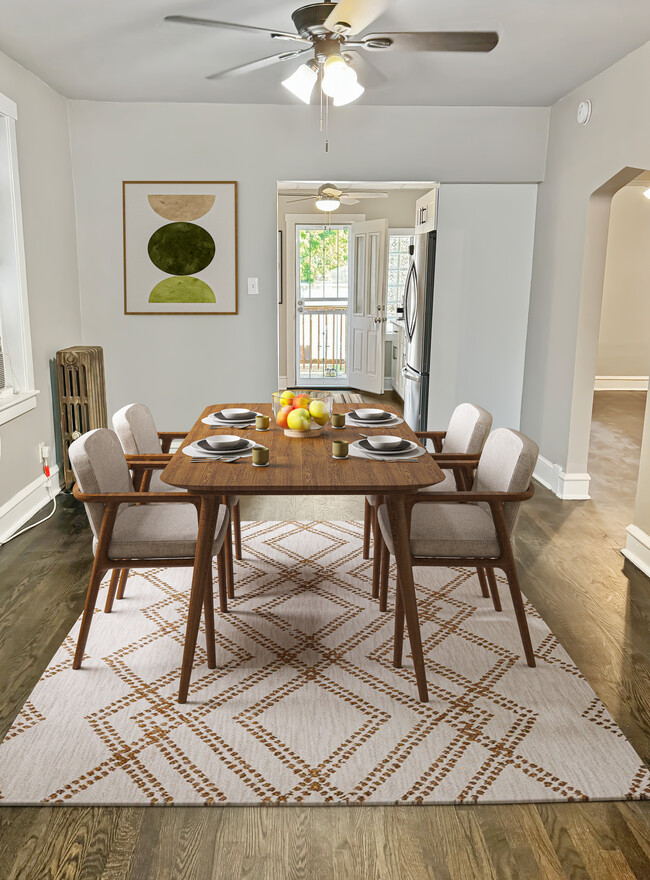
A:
[365,403,493,608]
[69,428,230,671]
[376,428,539,669]
[113,402,241,602]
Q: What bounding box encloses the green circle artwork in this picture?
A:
[149,276,216,304]
[147,222,215,275]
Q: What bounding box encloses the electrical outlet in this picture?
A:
[247,277,259,295]
[39,442,50,461]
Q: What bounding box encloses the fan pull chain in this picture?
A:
[325,93,329,153]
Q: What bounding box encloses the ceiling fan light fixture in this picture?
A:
[281,59,318,103]
[315,197,341,212]
[321,54,358,98]
[643,187,650,200]
[333,79,365,105]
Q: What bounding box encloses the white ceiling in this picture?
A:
[2,0,650,106]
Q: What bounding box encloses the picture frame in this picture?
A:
[122,180,238,315]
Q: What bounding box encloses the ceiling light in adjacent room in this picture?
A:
[315,196,341,212]
[643,187,650,200]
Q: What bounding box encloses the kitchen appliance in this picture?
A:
[402,226,437,431]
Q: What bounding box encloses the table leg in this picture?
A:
[178,494,220,703]
[386,494,428,702]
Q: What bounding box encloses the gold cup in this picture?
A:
[331,412,346,429]
[255,414,270,431]
[252,446,270,467]
[332,439,349,459]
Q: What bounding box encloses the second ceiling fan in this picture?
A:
[166,0,499,105]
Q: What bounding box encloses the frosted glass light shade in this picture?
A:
[321,55,358,98]
[282,63,318,104]
[333,80,365,105]
[644,187,650,200]
[315,197,341,211]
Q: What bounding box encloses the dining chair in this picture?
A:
[366,403,493,608]
[376,427,539,668]
[69,428,230,671]
[112,402,241,602]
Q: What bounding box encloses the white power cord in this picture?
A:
[0,454,57,548]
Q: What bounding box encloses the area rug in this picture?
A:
[0,521,648,805]
[332,392,364,403]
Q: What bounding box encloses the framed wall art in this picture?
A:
[123,180,238,315]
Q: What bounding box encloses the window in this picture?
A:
[386,230,414,325]
[0,92,37,425]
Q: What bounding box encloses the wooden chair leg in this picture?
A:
[232,500,242,561]
[476,567,490,599]
[371,499,382,599]
[104,569,120,613]
[393,572,405,668]
[203,571,216,669]
[379,537,390,613]
[73,559,108,668]
[486,568,502,612]
[116,568,129,600]
[363,499,371,560]
[502,562,535,667]
[217,546,228,613]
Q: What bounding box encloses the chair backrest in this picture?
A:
[112,403,161,456]
[443,403,493,455]
[69,428,134,538]
[473,428,539,533]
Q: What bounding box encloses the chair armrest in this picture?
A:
[410,483,535,504]
[158,431,187,453]
[416,430,446,453]
[73,483,200,506]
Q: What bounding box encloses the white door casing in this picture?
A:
[348,218,388,394]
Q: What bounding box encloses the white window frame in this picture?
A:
[0,91,38,426]
[386,227,414,329]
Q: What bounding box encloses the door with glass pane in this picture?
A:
[296,225,349,386]
[348,218,388,394]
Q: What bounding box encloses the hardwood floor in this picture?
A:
[1,390,650,879]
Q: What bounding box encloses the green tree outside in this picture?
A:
[299,228,348,287]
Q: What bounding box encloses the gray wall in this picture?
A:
[596,184,650,377]
[68,101,549,429]
[0,50,80,510]
[521,40,650,476]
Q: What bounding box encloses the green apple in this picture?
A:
[309,399,329,426]
[287,408,312,431]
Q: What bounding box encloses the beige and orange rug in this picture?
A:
[0,521,648,805]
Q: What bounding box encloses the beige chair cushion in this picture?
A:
[367,403,492,507]
[69,429,134,538]
[112,403,162,456]
[93,501,229,561]
[378,501,499,559]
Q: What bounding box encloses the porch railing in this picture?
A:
[298,305,348,381]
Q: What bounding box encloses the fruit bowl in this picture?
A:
[272,390,333,437]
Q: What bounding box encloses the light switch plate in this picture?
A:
[247,277,259,295]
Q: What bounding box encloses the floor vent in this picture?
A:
[56,346,108,489]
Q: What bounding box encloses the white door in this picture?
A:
[348,218,388,393]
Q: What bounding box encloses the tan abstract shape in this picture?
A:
[148,194,215,221]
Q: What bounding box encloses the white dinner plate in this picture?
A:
[184,438,256,457]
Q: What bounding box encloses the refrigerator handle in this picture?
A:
[402,365,420,382]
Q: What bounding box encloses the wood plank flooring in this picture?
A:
[1,390,649,879]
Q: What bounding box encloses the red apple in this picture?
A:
[276,405,293,428]
[293,393,312,410]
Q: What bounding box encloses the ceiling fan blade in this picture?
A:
[357,31,499,52]
[339,197,360,205]
[344,191,388,199]
[324,0,389,36]
[342,49,387,88]
[207,49,310,81]
[165,15,310,44]
[285,196,317,203]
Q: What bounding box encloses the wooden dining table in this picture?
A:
[161,402,444,703]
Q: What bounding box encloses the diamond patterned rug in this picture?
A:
[1,521,648,805]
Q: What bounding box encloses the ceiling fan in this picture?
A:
[286,183,389,211]
[165,0,499,105]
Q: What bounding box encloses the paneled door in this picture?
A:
[348,218,388,393]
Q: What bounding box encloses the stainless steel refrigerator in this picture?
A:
[402,229,437,431]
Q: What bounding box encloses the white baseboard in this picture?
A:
[594,375,648,391]
[0,466,60,544]
[533,454,591,500]
[384,378,393,391]
[622,524,650,578]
